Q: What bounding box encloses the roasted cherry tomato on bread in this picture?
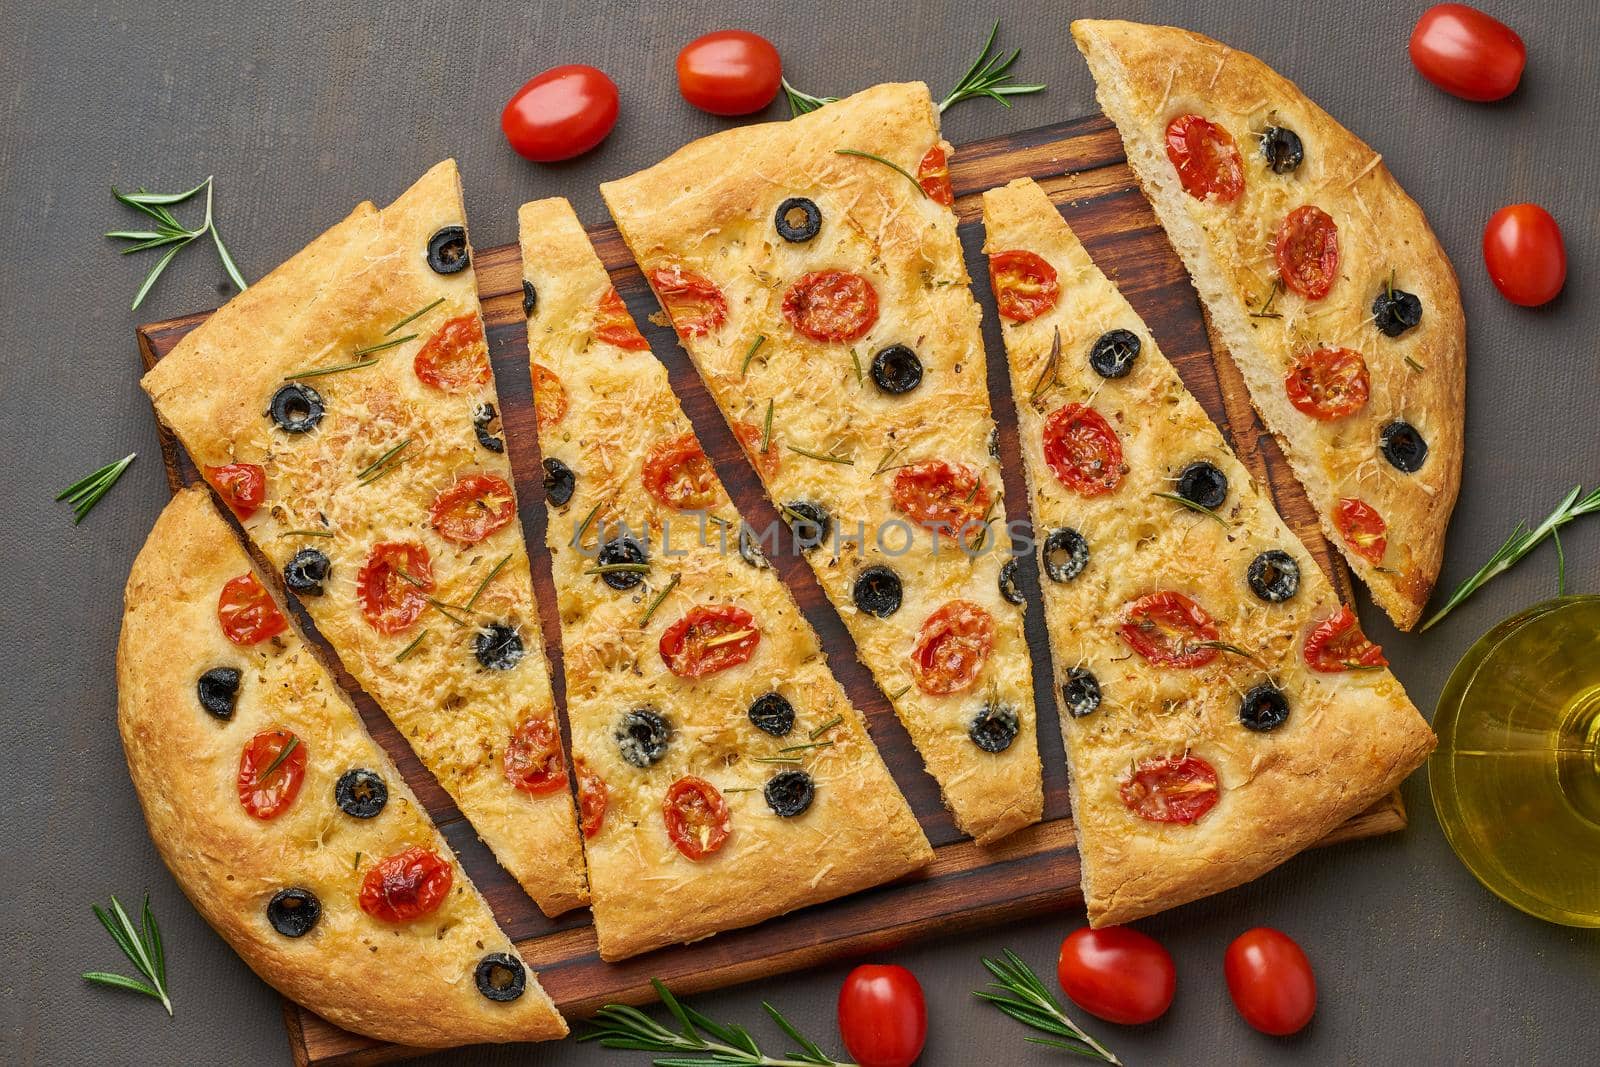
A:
[1225,927,1317,1035]
[1165,114,1244,203]
[359,846,454,922]
[531,363,570,429]
[204,462,266,519]
[357,541,434,635]
[918,143,954,206]
[429,473,516,545]
[1483,203,1566,306]
[501,65,619,162]
[676,30,782,116]
[575,758,608,838]
[218,572,288,646]
[1042,403,1124,496]
[1334,498,1388,565]
[891,459,991,534]
[503,717,568,796]
[1303,605,1388,672]
[837,964,927,1067]
[414,313,490,392]
[659,604,760,678]
[1275,206,1340,300]
[989,250,1059,322]
[642,432,720,511]
[1057,926,1177,1025]
[237,728,307,819]
[782,270,879,343]
[910,600,996,695]
[1409,4,1526,102]
[1120,753,1221,824]
[594,287,650,350]
[663,775,731,860]
[650,265,728,337]
[1284,347,1370,420]
[1119,592,1219,668]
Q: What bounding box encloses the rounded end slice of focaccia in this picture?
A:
[982,178,1435,926]
[139,160,586,916]
[519,197,933,960]
[600,82,1042,845]
[1071,19,1464,631]
[118,489,566,1046]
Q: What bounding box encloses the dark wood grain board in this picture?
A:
[136,113,1397,1067]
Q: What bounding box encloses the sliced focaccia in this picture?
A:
[601,82,1042,844]
[519,198,932,960]
[118,488,565,1046]
[982,178,1435,925]
[1072,19,1465,630]
[139,162,586,916]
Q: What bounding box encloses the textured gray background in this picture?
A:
[2,1,1595,1064]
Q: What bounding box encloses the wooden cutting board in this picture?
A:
[136,112,1403,1067]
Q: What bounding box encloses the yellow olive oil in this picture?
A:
[1432,596,1600,927]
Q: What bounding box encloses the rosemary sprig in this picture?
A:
[1249,278,1283,319]
[107,177,247,310]
[1029,328,1063,401]
[1420,484,1600,631]
[1403,354,1428,373]
[752,754,805,765]
[1188,640,1267,668]
[257,736,301,783]
[352,334,417,358]
[834,149,925,197]
[56,453,136,524]
[760,399,775,453]
[83,894,173,1016]
[1151,491,1229,528]
[788,444,855,465]
[808,715,843,740]
[778,741,834,754]
[938,22,1046,113]
[976,950,1119,1063]
[356,439,411,485]
[781,78,837,118]
[386,297,444,336]
[279,528,335,537]
[741,335,767,377]
[587,563,652,576]
[394,628,430,663]
[583,978,852,1066]
[640,573,681,628]
[848,347,864,385]
[464,555,511,611]
[283,357,379,381]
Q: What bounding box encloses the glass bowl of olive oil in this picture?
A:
[1431,595,1600,926]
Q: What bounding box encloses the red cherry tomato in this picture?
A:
[891,459,990,534]
[204,463,266,519]
[594,286,650,351]
[1409,4,1526,102]
[1166,114,1244,203]
[989,250,1059,323]
[782,270,879,343]
[575,758,608,838]
[1334,498,1388,565]
[650,265,728,337]
[733,420,781,481]
[642,432,720,511]
[413,313,490,392]
[357,542,433,635]
[1303,605,1388,673]
[659,604,761,678]
[1483,203,1566,306]
[837,964,927,1067]
[1120,754,1221,824]
[1119,592,1219,668]
[1275,206,1340,300]
[1057,926,1177,1025]
[237,728,307,820]
[531,363,569,430]
[1225,927,1317,1035]
[429,473,516,545]
[663,775,731,860]
[359,846,454,922]
[501,65,619,162]
[676,30,782,116]
[918,143,954,206]
[217,573,287,646]
[910,600,996,695]
[1284,347,1370,420]
[1042,404,1124,497]
[503,717,568,796]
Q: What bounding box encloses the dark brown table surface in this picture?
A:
[3,1,1594,1063]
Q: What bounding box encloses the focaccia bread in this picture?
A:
[982,178,1435,925]
[519,198,932,960]
[140,161,586,916]
[118,488,565,1046]
[601,82,1042,844]
[1072,19,1465,630]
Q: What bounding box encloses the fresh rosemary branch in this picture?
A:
[83,894,173,1016]
[939,21,1046,113]
[976,950,1119,1063]
[56,453,136,524]
[583,978,853,1066]
[107,177,247,310]
[781,78,837,117]
[1419,484,1600,631]
[834,149,924,197]
[1151,491,1229,528]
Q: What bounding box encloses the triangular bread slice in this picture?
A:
[518,198,933,960]
[140,162,586,916]
[601,83,1042,844]
[982,177,1435,925]
[119,488,565,1046]
[1072,19,1464,630]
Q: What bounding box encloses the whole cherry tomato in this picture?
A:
[837,964,926,1067]
[1409,4,1526,102]
[501,65,619,162]
[1482,204,1566,306]
[676,30,782,116]
[1224,927,1317,1036]
[1057,926,1176,1025]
